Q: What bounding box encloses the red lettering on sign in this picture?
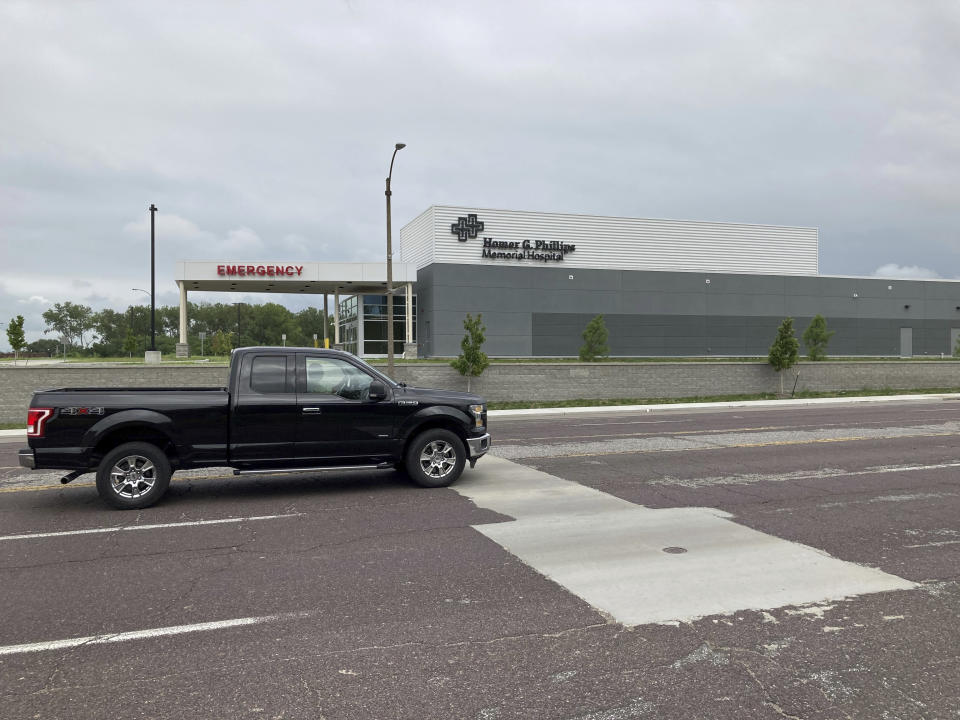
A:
[213,264,305,278]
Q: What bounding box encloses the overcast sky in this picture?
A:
[2,0,959,349]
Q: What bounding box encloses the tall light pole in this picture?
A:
[385,142,405,375]
[149,204,158,351]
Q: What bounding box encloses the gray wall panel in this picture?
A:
[415,264,960,357]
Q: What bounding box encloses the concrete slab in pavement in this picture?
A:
[455,456,915,626]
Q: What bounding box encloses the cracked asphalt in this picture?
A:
[2,397,960,719]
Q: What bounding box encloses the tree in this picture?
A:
[802,314,835,361]
[450,313,490,392]
[579,315,609,362]
[42,301,94,349]
[768,317,800,394]
[210,329,233,356]
[91,308,130,356]
[296,306,334,346]
[122,331,139,358]
[6,315,26,363]
[26,339,59,356]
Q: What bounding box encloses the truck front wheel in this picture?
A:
[96,442,172,510]
[405,429,466,488]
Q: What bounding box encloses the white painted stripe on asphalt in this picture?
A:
[575,420,686,427]
[0,613,307,656]
[455,456,916,626]
[488,393,960,418]
[0,513,304,542]
[651,460,960,489]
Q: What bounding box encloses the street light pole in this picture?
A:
[385,143,405,376]
[149,204,158,351]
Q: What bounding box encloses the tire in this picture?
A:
[405,429,466,488]
[95,442,172,510]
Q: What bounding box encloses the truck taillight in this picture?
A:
[27,408,53,438]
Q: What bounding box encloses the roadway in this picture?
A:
[1,398,958,718]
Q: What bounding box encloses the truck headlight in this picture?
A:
[469,404,485,427]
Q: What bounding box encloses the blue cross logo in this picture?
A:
[451,214,484,242]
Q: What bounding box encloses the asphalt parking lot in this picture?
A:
[2,398,959,719]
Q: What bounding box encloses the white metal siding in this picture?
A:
[398,206,435,268]
[400,206,818,276]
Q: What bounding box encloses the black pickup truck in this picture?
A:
[19,347,491,509]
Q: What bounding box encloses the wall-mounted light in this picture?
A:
[568,274,574,280]
[852,293,859,298]
[705,278,711,284]
[888,285,893,290]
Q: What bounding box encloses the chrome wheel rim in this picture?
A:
[419,440,457,479]
[109,455,157,498]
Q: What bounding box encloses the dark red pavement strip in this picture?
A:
[0,485,551,647]
[0,469,506,534]
[492,400,960,443]
[520,433,960,502]
[1,585,957,719]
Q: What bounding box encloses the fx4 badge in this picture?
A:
[62,407,104,416]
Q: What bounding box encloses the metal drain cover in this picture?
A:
[662,546,688,554]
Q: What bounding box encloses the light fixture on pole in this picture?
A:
[385,142,406,376]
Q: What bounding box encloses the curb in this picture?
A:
[487,393,960,418]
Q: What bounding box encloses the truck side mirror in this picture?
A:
[368,380,387,402]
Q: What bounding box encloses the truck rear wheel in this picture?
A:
[95,442,172,510]
[405,429,466,488]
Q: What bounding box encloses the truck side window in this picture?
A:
[305,357,373,400]
[250,356,288,394]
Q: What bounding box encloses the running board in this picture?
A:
[233,463,392,476]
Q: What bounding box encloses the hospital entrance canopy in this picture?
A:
[172,260,417,351]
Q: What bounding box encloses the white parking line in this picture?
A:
[575,420,686,427]
[0,513,304,542]
[0,613,307,656]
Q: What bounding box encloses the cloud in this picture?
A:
[872,263,942,279]
[3,0,960,350]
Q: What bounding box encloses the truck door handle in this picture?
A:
[302,407,321,414]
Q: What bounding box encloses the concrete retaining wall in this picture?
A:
[4,361,960,423]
